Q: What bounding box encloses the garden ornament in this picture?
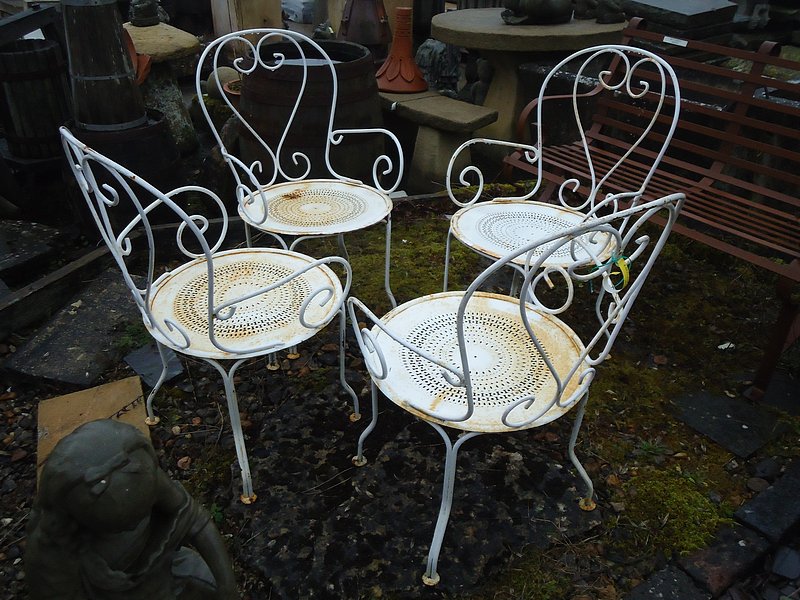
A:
[501,0,574,24]
[26,419,236,599]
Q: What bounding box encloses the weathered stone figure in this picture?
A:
[25,420,236,599]
[501,0,574,24]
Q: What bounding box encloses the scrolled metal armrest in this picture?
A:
[346,297,465,388]
[446,138,540,208]
[208,255,351,355]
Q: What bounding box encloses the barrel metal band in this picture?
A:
[75,115,149,131]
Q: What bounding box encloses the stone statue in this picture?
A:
[501,0,574,25]
[594,0,625,24]
[415,39,461,96]
[129,0,170,26]
[25,419,237,600]
[573,0,625,23]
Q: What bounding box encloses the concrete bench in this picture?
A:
[379,91,498,192]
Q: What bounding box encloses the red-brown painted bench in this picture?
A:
[503,18,800,400]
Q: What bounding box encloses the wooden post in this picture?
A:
[210,0,282,35]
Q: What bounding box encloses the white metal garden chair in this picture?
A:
[348,192,685,585]
[442,44,681,293]
[197,28,403,309]
[61,126,355,504]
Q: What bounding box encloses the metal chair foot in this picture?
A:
[145,416,160,426]
[422,573,440,586]
[349,411,361,422]
[287,352,300,360]
[352,455,367,467]
[579,497,596,511]
[240,493,257,505]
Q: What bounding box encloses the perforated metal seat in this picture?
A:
[239,180,392,237]
[371,291,586,433]
[149,248,343,359]
[449,201,612,269]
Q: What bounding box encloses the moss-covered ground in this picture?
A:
[147,185,797,598]
[278,188,799,598]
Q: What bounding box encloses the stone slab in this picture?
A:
[380,91,498,132]
[679,524,771,595]
[626,565,711,599]
[671,391,781,458]
[735,459,800,543]
[3,268,139,386]
[0,219,60,279]
[623,0,737,28]
[124,21,201,63]
[36,376,149,476]
[124,343,183,388]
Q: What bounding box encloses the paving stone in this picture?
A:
[0,220,61,279]
[671,391,782,458]
[754,457,782,481]
[736,459,800,543]
[2,269,138,386]
[124,343,183,388]
[626,565,711,599]
[679,524,771,596]
[771,546,800,579]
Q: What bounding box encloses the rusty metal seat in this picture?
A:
[197,28,403,308]
[442,44,681,293]
[61,126,355,504]
[348,193,685,585]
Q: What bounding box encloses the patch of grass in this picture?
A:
[617,470,729,558]
[113,320,152,354]
[181,444,234,502]
[469,548,572,600]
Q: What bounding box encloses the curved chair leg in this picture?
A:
[204,358,257,504]
[352,381,380,466]
[568,392,595,511]
[337,303,360,421]
[443,226,454,292]
[423,424,482,586]
[144,341,171,426]
[337,233,349,262]
[384,215,396,308]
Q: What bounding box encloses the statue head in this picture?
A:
[37,420,159,535]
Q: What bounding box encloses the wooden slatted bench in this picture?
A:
[503,18,800,400]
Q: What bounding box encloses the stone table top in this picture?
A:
[431,8,625,53]
[123,21,200,63]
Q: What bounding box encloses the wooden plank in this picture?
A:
[0,244,110,338]
[36,376,149,478]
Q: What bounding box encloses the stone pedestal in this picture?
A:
[124,21,200,154]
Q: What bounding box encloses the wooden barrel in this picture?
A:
[62,0,147,131]
[238,40,385,183]
[70,110,181,230]
[0,39,71,158]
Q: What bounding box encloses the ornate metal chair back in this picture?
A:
[196,29,404,224]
